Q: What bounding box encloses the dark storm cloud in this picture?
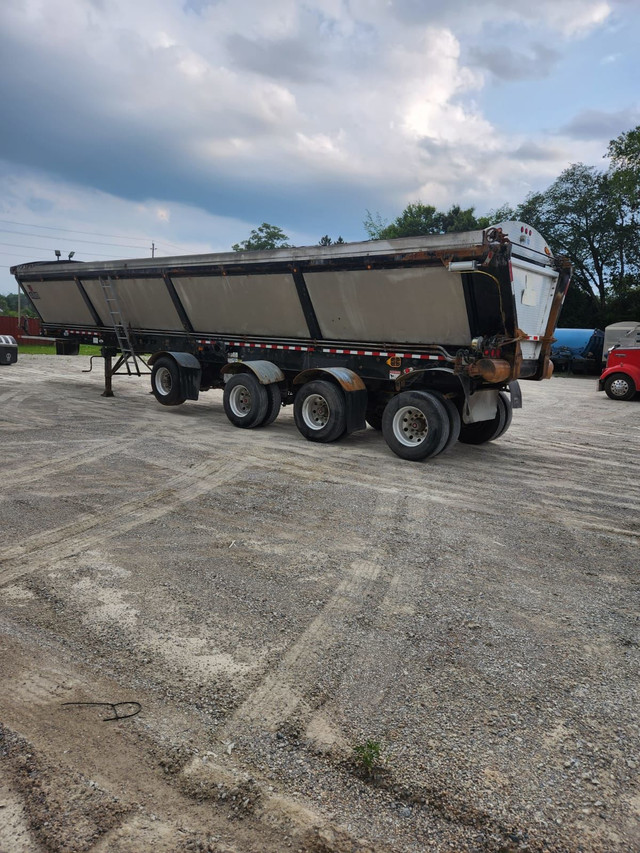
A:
[560,108,640,141]
[226,33,325,83]
[468,42,561,80]
[509,142,561,162]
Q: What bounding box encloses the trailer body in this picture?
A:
[12,222,570,461]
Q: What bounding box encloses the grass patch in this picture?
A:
[18,344,103,356]
[352,740,385,780]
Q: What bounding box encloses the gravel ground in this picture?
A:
[0,354,638,853]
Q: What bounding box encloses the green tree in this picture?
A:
[607,126,640,170]
[0,292,37,317]
[515,127,640,326]
[232,223,291,252]
[318,235,345,246]
[364,202,486,240]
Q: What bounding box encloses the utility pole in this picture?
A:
[151,242,155,258]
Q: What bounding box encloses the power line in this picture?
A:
[0,228,153,251]
[0,242,131,258]
[0,217,184,249]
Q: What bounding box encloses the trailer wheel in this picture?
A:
[426,391,461,452]
[151,357,187,406]
[495,391,513,438]
[458,399,507,445]
[294,380,347,443]
[261,382,283,426]
[223,373,269,428]
[604,373,636,401]
[381,391,450,461]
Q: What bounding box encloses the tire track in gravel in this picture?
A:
[6,435,155,488]
[234,449,640,543]
[213,491,402,737]
[0,458,250,587]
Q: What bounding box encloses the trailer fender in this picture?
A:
[148,351,201,401]
[220,360,285,385]
[293,367,367,434]
[395,366,459,392]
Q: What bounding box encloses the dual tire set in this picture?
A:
[151,357,512,461]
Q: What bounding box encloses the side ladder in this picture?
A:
[99,277,144,376]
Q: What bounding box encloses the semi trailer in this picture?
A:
[11,221,570,461]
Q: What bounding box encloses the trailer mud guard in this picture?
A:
[293,367,367,434]
[148,351,202,401]
[220,360,285,385]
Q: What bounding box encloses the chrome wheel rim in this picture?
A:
[393,405,428,446]
[610,378,630,397]
[155,366,172,396]
[302,394,330,430]
[229,384,252,417]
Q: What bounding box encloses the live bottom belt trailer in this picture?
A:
[12,221,571,462]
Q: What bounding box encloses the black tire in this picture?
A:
[381,390,450,461]
[151,357,187,406]
[293,380,347,443]
[261,382,283,426]
[604,373,636,401]
[458,397,507,445]
[427,390,461,452]
[495,391,513,438]
[223,373,269,428]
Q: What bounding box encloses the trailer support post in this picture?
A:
[102,353,114,397]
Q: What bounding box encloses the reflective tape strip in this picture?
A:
[196,339,446,360]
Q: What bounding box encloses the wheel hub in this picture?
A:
[156,367,172,395]
[611,378,629,396]
[229,385,252,416]
[302,394,330,430]
[393,406,428,446]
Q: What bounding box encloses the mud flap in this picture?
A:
[509,380,522,409]
[345,388,368,434]
[149,351,201,400]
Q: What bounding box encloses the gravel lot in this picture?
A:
[1,354,639,853]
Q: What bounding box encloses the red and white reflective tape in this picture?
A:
[214,340,313,352]
[322,347,444,360]
[216,339,446,360]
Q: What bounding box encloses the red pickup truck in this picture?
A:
[599,346,640,400]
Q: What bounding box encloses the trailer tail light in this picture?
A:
[483,347,502,358]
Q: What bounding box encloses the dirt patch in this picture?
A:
[1,356,639,851]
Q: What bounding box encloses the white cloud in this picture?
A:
[0,0,635,295]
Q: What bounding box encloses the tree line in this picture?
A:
[233,126,640,329]
[0,293,38,318]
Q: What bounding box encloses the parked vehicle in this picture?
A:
[598,333,640,401]
[0,334,18,365]
[602,322,640,368]
[12,222,571,461]
[550,328,603,374]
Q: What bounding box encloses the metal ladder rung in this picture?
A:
[99,277,142,376]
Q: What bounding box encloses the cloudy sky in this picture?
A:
[1,0,639,294]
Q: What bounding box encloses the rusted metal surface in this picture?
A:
[466,358,512,383]
[293,367,366,392]
[220,359,285,385]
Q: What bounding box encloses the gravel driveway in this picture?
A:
[1,355,638,852]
